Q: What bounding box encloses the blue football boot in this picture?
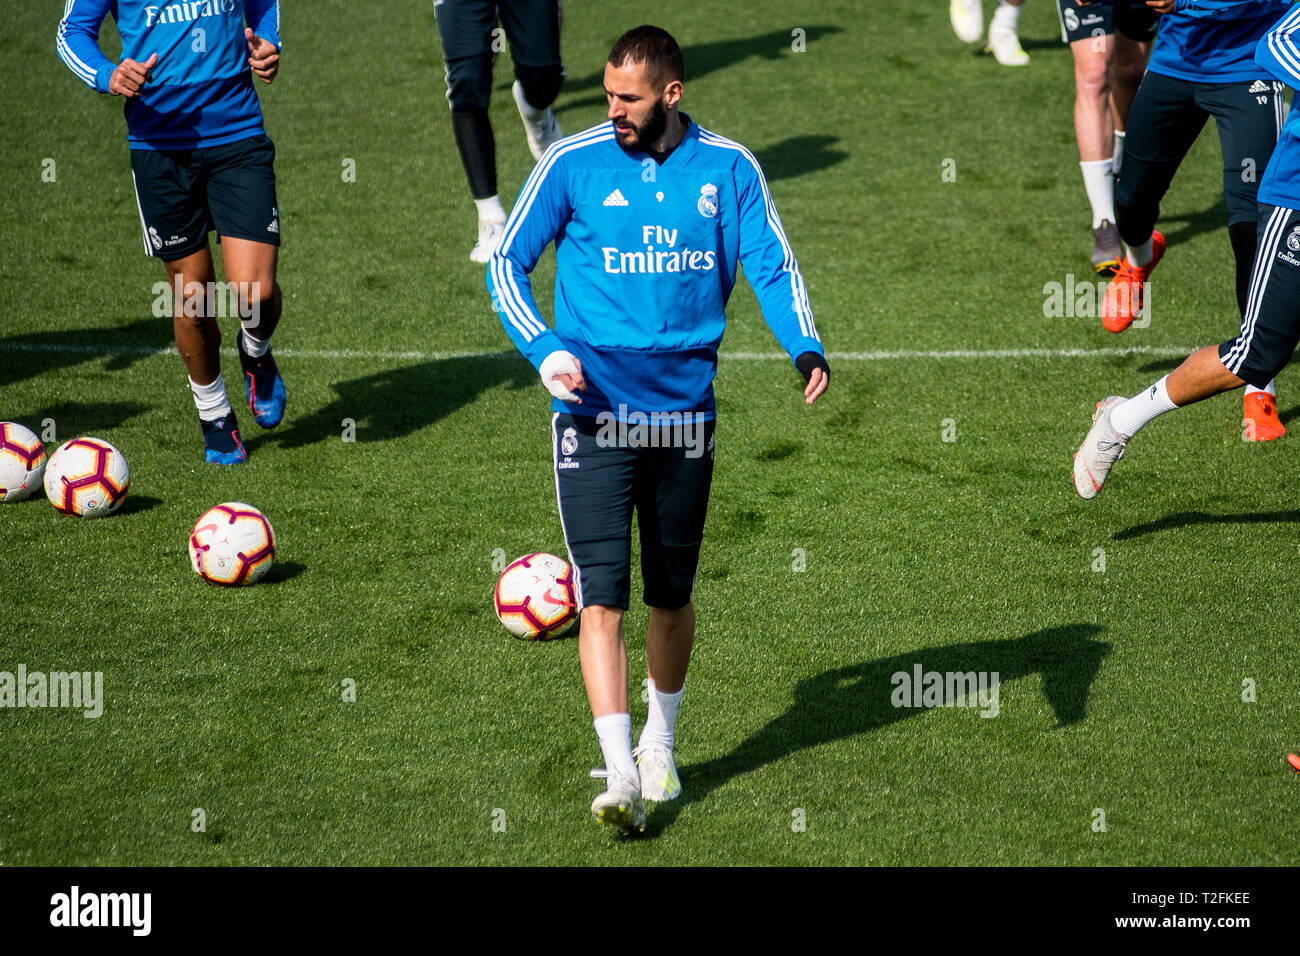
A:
[201,411,248,465]
[237,332,286,428]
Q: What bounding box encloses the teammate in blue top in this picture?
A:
[1098,0,1294,438]
[57,0,287,464]
[489,25,828,835]
[1074,3,1300,497]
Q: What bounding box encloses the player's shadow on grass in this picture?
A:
[13,401,152,438]
[1114,509,1300,540]
[0,317,172,388]
[1158,198,1230,248]
[257,354,536,449]
[550,26,846,110]
[647,623,1107,835]
[753,135,848,182]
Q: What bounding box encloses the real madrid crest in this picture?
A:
[1288,225,1300,253]
[698,183,719,219]
[561,427,579,457]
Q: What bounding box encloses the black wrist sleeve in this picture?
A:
[795,351,829,384]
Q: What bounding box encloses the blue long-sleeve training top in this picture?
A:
[57,0,281,150]
[1147,0,1295,82]
[487,117,824,420]
[1256,3,1300,206]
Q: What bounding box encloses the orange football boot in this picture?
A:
[1288,753,1300,773]
[1243,391,1286,441]
[1101,231,1166,333]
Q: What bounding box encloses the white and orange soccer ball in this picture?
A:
[189,502,276,586]
[43,437,129,517]
[0,422,47,502]
[494,552,577,640]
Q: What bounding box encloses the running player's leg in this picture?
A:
[131,147,245,464]
[553,413,644,832]
[1062,2,1123,272]
[1075,205,1300,498]
[205,135,286,429]
[1204,79,1287,436]
[634,417,714,801]
[435,0,506,262]
[1104,73,1206,331]
[497,0,564,161]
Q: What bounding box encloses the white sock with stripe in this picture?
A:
[1244,380,1276,397]
[1111,375,1178,437]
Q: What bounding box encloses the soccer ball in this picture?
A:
[43,437,130,517]
[189,502,277,586]
[494,552,577,640]
[0,422,47,502]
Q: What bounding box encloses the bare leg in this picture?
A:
[219,236,281,341]
[579,605,628,718]
[164,244,219,385]
[646,604,695,695]
[1070,34,1114,162]
[1167,345,1246,407]
[1109,33,1151,133]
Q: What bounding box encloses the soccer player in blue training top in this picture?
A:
[488,25,829,835]
[57,1,287,465]
[1099,0,1294,441]
[1073,0,1300,499]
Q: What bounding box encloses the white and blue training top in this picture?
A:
[488,116,824,420]
[57,0,281,150]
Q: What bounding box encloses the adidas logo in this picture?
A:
[603,189,628,207]
[1249,80,1269,94]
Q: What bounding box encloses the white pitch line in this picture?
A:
[0,342,1199,362]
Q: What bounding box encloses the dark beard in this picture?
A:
[618,97,669,151]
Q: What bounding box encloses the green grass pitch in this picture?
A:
[1,0,1297,865]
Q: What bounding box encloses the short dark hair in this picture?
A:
[607,25,684,92]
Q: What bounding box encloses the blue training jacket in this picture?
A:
[1147,0,1294,82]
[487,117,823,421]
[57,0,281,150]
[1256,3,1300,206]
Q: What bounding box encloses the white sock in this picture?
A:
[190,373,232,423]
[474,195,506,224]
[1111,375,1178,437]
[991,1,1021,32]
[241,328,269,358]
[594,713,637,780]
[638,679,684,751]
[1245,380,1276,397]
[1127,236,1155,268]
[1080,160,1116,229]
[1112,130,1126,177]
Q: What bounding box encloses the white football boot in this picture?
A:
[633,745,682,802]
[591,773,646,835]
[1073,396,1130,500]
[469,219,505,264]
[950,0,984,44]
[987,24,1029,66]
[513,80,563,162]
